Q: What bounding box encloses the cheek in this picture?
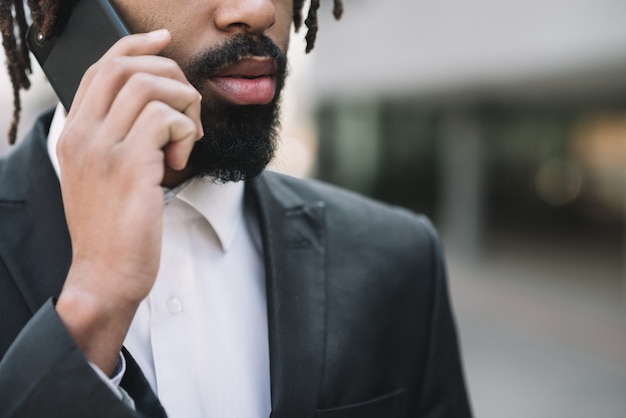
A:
[160,38,192,67]
[112,1,146,32]
[272,8,294,51]
[113,1,176,34]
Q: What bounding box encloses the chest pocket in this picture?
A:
[316,388,407,418]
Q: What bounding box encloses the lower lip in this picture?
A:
[209,76,276,105]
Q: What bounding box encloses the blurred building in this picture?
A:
[312,0,626,247]
[307,1,626,417]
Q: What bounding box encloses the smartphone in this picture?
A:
[27,0,130,111]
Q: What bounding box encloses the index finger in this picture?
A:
[70,29,175,112]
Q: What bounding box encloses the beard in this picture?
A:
[182,34,288,183]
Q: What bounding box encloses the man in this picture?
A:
[0,0,472,417]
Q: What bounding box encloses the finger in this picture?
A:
[102,73,201,144]
[69,55,194,134]
[163,126,199,171]
[122,101,199,169]
[103,29,172,58]
[70,29,174,114]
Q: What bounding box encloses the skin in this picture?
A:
[55,0,293,375]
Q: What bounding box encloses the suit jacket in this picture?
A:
[0,110,471,417]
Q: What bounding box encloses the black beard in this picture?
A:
[183,34,288,183]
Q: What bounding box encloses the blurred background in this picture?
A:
[3,0,626,416]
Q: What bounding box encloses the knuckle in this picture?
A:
[94,57,130,84]
[105,57,129,78]
[185,84,201,100]
[178,119,197,139]
[141,101,195,140]
[139,101,173,129]
[161,57,182,77]
[56,135,72,162]
[143,100,170,118]
[57,123,83,159]
[126,72,153,96]
[57,131,94,171]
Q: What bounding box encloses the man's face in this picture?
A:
[112,0,294,182]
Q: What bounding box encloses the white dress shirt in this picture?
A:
[47,104,271,418]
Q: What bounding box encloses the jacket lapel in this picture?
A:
[248,172,328,418]
[0,111,71,313]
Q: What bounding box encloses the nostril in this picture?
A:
[228,22,250,30]
[213,1,276,34]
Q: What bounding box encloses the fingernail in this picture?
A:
[197,94,204,139]
[197,124,204,140]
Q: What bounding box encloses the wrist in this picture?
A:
[56,267,140,375]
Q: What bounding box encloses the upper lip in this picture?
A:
[211,57,278,79]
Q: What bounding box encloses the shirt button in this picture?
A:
[167,297,183,315]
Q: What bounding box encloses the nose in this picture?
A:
[214,0,276,34]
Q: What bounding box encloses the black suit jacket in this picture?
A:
[0,110,471,417]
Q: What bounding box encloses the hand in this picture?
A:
[55,29,202,374]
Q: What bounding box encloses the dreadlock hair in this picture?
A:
[0,0,343,145]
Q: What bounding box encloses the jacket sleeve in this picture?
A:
[0,299,145,418]
[414,217,473,418]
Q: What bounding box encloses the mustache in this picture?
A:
[185,34,288,87]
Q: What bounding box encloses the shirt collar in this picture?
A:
[176,178,244,252]
[47,103,66,178]
[45,103,244,252]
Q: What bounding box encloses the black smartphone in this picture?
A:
[27,0,130,111]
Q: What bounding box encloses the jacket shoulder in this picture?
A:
[0,109,55,201]
[257,170,442,257]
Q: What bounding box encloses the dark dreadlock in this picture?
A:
[0,0,343,145]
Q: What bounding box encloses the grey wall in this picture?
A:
[312,0,626,100]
